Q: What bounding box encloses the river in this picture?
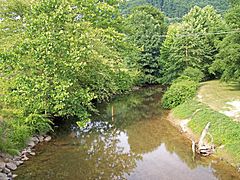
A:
[15,86,240,180]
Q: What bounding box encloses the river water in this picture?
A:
[15,87,240,180]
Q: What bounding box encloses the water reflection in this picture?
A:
[15,87,240,180]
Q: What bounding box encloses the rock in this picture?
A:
[0,162,5,169]
[2,168,10,174]
[6,162,17,171]
[13,156,21,161]
[3,158,10,163]
[26,147,32,153]
[38,135,44,142]
[12,174,18,178]
[7,171,12,177]
[18,161,23,165]
[28,141,35,148]
[31,137,39,143]
[29,152,36,156]
[14,161,23,166]
[21,155,29,161]
[44,136,51,142]
[0,173,8,180]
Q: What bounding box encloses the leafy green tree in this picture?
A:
[211,3,240,82]
[160,6,224,84]
[126,5,166,84]
[0,0,139,125]
[0,0,36,50]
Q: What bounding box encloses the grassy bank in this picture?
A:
[172,80,240,165]
[0,107,52,155]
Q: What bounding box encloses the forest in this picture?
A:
[122,0,229,18]
[0,0,239,174]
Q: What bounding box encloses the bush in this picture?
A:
[181,67,204,82]
[162,80,198,109]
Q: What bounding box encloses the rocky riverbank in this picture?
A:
[0,135,52,180]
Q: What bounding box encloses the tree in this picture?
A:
[120,0,229,18]
[160,6,224,84]
[211,2,240,82]
[0,0,37,50]
[126,5,166,84]
[0,0,139,125]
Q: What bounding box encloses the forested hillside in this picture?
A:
[122,0,229,18]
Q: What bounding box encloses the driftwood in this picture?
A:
[192,140,196,160]
[111,105,114,121]
[198,122,211,148]
[195,122,214,156]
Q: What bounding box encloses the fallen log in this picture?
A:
[196,122,214,156]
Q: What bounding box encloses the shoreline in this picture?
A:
[0,134,52,180]
[166,111,240,172]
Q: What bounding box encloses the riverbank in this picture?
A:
[0,134,52,179]
[166,80,240,171]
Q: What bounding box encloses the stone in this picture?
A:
[12,174,18,178]
[0,162,5,169]
[26,148,32,153]
[14,160,23,166]
[18,161,23,165]
[38,135,44,142]
[21,155,29,161]
[44,136,52,142]
[2,168,10,174]
[31,137,39,143]
[28,141,35,148]
[6,162,17,171]
[7,171,12,177]
[29,152,36,156]
[0,172,8,180]
[13,156,21,161]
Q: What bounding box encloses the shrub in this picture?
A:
[162,80,198,109]
[172,75,192,84]
[181,67,204,82]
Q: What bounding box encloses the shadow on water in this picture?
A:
[15,86,240,180]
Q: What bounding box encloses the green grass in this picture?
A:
[173,99,203,119]
[173,99,240,163]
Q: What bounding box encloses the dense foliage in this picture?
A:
[125,5,166,84]
[211,2,240,82]
[161,79,198,109]
[121,0,229,18]
[180,67,204,83]
[160,6,224,84]
[0,0,140,153]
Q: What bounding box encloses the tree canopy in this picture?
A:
[160,6,225,84]
[121,0,229,18]
[125,5,166,84]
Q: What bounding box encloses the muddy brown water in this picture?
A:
[15,87,240,180]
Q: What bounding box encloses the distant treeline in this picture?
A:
[122,0,229,18]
